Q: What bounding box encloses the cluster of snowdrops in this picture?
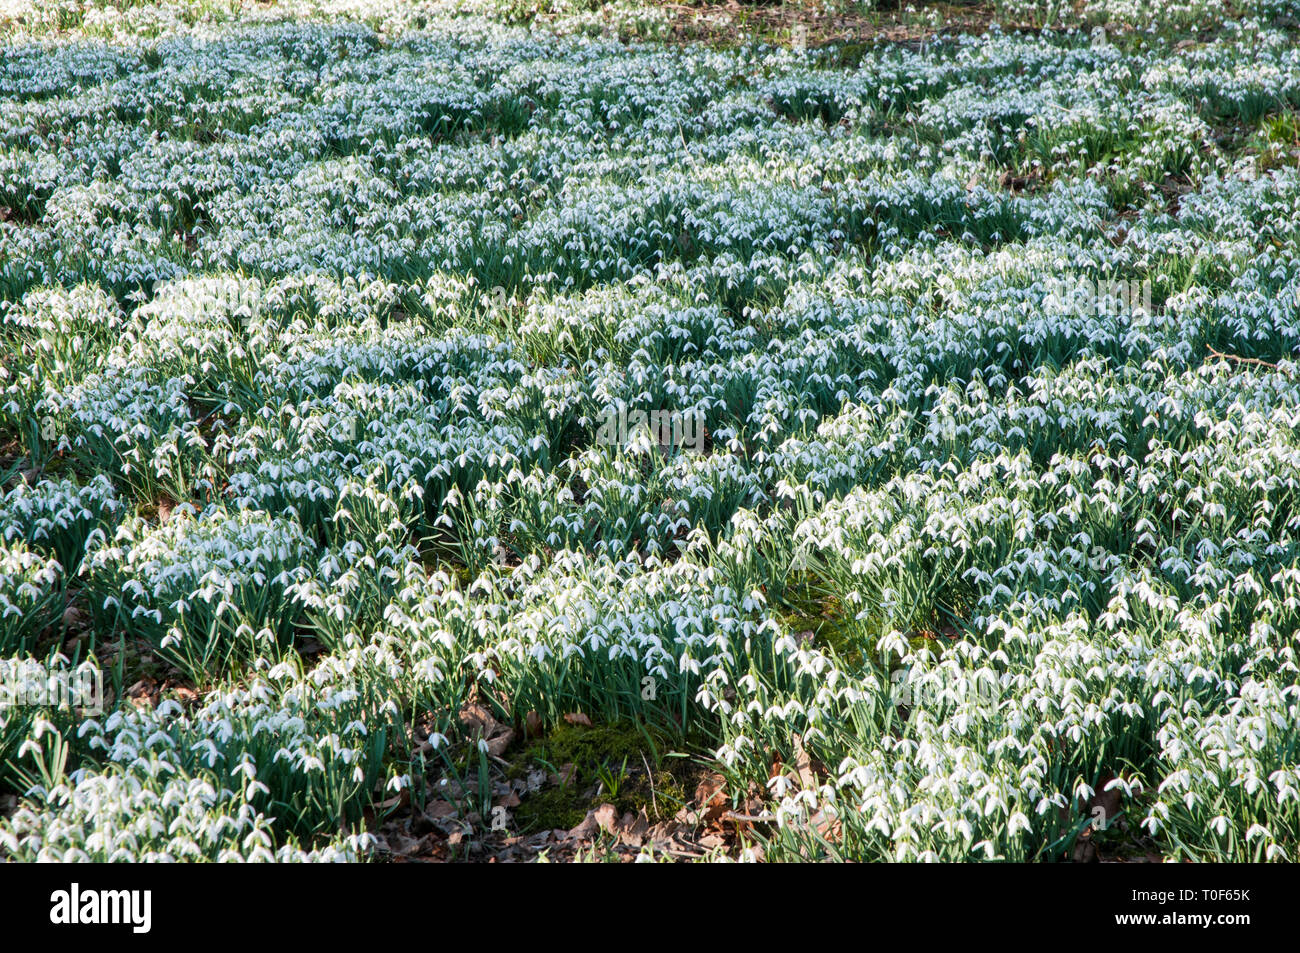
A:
[2,1,1300,860]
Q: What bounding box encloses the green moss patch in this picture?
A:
[511,720,705,833]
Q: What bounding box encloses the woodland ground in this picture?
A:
[2,0,1300,862]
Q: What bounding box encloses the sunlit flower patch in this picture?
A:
[2,0,1300,862]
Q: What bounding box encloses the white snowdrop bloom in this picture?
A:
[1,1,1299,863]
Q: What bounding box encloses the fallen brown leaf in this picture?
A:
[524,710,543,737]
[694,772,728,824]
[459,702,502,736]
[426,799,458,819]
[485,728,515,758]
[791,733,817,789]
[619,809,650,848]
[376,788,412,812]
[593,803,618,834]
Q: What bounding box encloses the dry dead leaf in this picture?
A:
[592,803,618,834]
[791,733,817,789]
[126,678,158,708]
[619,809,650,848]
[673,805,700,826]
[426,799,458,819]
[485,727,515,758]
[809,809,842,843]
[563,712,592,727]
[567,810,599,841]
[376,788,412,812]
[458,702,501,735]
[694,772,728,824]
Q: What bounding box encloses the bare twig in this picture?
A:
[1207,348,1291,375]
[722,810,777,823]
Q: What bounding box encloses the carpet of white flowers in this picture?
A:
[3,0,1300,862]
